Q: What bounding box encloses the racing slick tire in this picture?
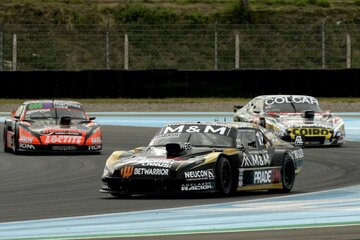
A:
[3,128,11,153]
[216,157,234,196]
[13,125,20,155]
[269,153,295,193]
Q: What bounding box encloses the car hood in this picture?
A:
[24,119,93,134]
[112,147,215,174]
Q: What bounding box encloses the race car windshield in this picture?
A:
[149,132,234,148]
[264,103,321,113]
[24,108,86,120]
[149,125,236,148]
[264,96,322,113]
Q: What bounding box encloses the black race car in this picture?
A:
[101,122,304,197]
[3,100,102,154]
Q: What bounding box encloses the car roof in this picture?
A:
[22,100,82,105]
[164,121,261,130]
[253,95,317,100]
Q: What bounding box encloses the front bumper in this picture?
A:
[101,176,216,195]
[17,143,102,153]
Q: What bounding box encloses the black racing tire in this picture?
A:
[216,157,234,196]
[3,128,11,153]
[269,153,295,193]
[13,125,20,154]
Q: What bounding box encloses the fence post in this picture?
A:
[12,34,17,71]
[105,22,110,70]
[0,32,3,71]
[124,34,129,70]
[214,21,218,70]
[321,19,326,69]
[346,33,351,69]
[235,33,240,69]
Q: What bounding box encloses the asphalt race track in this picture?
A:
[1,125,360,239]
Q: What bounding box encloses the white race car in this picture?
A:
[234,95,345,146]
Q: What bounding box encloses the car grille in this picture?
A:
[106,178,183,193]
[51,145,78,151]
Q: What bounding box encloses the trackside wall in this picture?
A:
[1,69,359,98]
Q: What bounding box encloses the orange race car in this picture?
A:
[3,100,102,154]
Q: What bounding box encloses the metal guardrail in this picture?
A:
[0,24,359,70]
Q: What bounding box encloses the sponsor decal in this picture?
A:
[18,127,41,145]
[19,143,35,150]
[90,137,102,144]
[290,149,304,159]
[41,129,84,135]
[264,96,318,106]
[54,102,81,109]
[153,132,181,140]
[182,142,192,150]
[294,135,304,145]
[19,136,34,143]
[273,130,287,137]
[288,123,331,128]
[120,166,134,178]
[52,146,77,151]
[254,170,272,184]
[181,182,214,191]
[288,128,332,139]
[238,168,244,187]
[134,168,169,176]
[26,109,51,114]
[241,153,270,167]
[43,135,83,145]
[126,158,175,168]
[88,145,102,151]
[184,169,215,181]
[163,125,229,136]
[28,103,44,110]
[256,131,264,146]
[272,169,281,183]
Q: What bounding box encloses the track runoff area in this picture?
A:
[0,112,360,240]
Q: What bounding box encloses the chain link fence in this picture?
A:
[0,24,359,71]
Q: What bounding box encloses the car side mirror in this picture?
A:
[89,116,96,120]
[11,110,17,118]
[233,105,243,113]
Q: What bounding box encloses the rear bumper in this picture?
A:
[281,135,344,146]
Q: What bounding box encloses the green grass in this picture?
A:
[0,0,360,24]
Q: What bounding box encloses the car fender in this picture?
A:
[105,150,133,168]
[271,149,289,167]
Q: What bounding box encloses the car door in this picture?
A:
[236,128,271,168]
[236,128,274,188]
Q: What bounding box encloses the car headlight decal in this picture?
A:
[85,127,102,145]
[18,126,41,145]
